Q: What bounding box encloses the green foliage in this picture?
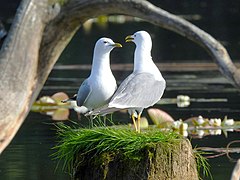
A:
[52,122,181,174]
[194,150,212,180]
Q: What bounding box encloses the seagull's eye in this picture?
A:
[103,41,108,44]
[134,35,136,37]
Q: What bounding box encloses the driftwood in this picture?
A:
[0,0,239,154]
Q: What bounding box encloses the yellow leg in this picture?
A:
[131,114,138,132]
[137,113,141,133]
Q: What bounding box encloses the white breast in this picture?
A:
[85,73,117,109]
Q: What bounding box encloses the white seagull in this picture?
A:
[63,38,122,114]
[88,31,166,132]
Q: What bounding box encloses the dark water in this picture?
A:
[1,1,240,180]
[0,113,69,180]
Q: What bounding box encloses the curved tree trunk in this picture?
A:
[0,0,239,154]
[0,0,50,153]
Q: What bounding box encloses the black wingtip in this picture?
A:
[61,94,77,103]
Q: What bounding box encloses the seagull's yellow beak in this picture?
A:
[125,35,134,42]
[112,43,122,48]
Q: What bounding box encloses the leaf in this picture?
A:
[147,108,174,125]
[52,108,69,121]
[51,92,69,104]
[140,117,149,129]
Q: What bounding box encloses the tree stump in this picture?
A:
[73,139,198,180]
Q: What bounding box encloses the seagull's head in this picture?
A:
[95,38,122,53]
[125,31,152,50]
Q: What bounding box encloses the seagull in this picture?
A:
[62,38,122,115]
[88,31,166,132]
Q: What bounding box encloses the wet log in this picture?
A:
[1,0,240,154]
[74,139,198,180]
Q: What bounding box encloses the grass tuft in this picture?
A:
[52,122,181,174]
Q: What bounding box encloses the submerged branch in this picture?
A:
[197,147,240,154]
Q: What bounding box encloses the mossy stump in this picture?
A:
[73,139,198,180]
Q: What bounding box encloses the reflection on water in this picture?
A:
[0,113,70,180]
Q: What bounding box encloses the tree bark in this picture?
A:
[74,139,198,180]
[0,0,239,154]
[0,0,50,154]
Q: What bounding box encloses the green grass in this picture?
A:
[53,122,181,172]
[194,150,213,180]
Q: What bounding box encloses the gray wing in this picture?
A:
[86,106,121,116]
[76,79,92,107]
[109,72,166,108]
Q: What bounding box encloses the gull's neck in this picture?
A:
[133,45,160,75]
[90,50,112,78]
